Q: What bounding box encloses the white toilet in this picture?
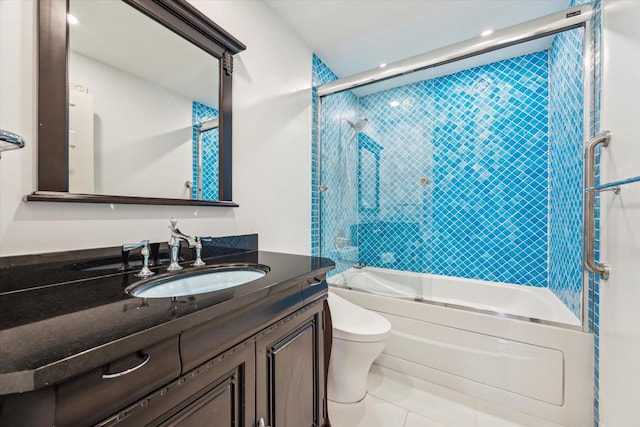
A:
[327,292,392,403]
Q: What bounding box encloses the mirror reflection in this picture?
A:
[68,0,220,200]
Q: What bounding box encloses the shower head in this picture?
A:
[345,118,368,132]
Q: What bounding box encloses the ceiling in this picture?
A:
[69,0,219,107]
[265,0,571,82]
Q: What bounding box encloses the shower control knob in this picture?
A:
[419,177,430,186]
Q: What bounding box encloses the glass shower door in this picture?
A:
[316,78,434,301]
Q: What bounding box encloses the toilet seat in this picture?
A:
[328,292,391,343]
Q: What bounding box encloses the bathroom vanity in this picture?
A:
[0,240,333,427]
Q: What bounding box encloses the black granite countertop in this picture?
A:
[0,244,334,395]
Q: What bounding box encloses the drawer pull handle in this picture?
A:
[102,353,150,379]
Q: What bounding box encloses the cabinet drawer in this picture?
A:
[96,340,256,427]
[55,336,180,427]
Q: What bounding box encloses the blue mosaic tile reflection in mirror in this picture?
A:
[192,101,219,201]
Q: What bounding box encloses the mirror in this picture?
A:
[68,0,219,200]
[31,0,245,206]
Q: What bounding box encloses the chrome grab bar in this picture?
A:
[586,174,640,194]
[0,129,25,157]
[584,130,611,280]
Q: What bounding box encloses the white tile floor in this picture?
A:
[328,365,565,427]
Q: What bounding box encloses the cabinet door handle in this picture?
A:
[101,353,150,379]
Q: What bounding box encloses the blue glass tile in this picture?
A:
[548,27,585,318]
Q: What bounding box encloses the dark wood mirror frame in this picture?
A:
[27,0,245,207]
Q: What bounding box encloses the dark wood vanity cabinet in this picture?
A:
[97,296,327,427]
[0,279,329,427]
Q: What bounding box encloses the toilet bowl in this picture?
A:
[327,291,391,403]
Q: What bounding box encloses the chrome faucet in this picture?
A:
[167,217,206,271]
[121,240,155,278]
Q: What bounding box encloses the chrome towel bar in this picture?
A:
[586,174,640,194]
[584,130,611,280]
[0,129,26,157]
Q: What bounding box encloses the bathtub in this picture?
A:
[328,267,593,427]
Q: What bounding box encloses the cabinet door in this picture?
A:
[158,372,239,427]
[256,300,325,427]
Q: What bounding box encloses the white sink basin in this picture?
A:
[129,266,267,298]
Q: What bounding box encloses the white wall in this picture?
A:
[599,1,640,425]
[0,0,313,256]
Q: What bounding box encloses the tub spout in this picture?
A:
[353,262,366,269]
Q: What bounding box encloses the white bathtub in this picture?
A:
[328,267,593,426]
[329,267,582,326]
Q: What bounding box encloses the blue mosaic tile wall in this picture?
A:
[192,101,219,201]
[548,27,585,317]
[356,52,550,286]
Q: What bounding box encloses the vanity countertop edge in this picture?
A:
[0,250,334,395]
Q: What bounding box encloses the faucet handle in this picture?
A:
[119,240,148,271]
[169,216,178,230]
[120,240,155,278]
[123,239,149,252]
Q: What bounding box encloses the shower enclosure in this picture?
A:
[315,10,591,326]
[313,6,597,424]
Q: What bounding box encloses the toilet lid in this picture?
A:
[328,292,391,343]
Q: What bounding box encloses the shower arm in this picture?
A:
[583,131,611,280]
